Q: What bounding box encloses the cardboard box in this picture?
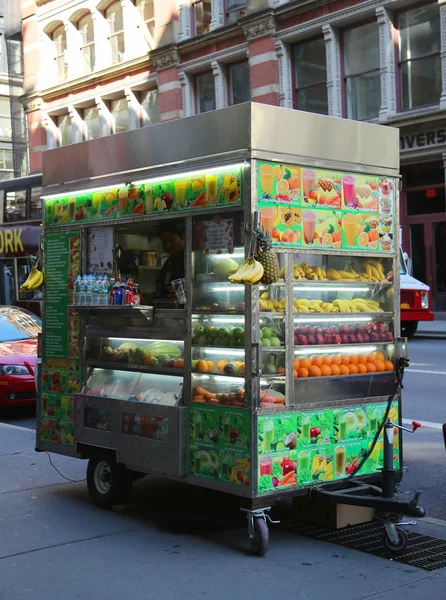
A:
[293,496,376,529]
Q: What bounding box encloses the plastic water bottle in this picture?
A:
[85,274,93,306]
[79,275,87,306]
[101,275,109,306]
[93,275,101,305]
[73,275,81,305]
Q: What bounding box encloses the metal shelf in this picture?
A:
[293,312,393,320]
[86,360,184,377]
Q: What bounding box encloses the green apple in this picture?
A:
[194,325,204,337]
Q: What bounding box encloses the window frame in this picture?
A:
[134,0,155,40]
[394,1,442,113]
[138,88,161,127]
[55,113,73,147]
[110,97,130,134]
[82,106,101,141]
[105,0,125,65]
[77,12,95,75]
[0,148,14,180]
[194,70,216,114]
[3,184,43,223]
[227,59,251,106]
[291,35,328,115]
[340,19,381,121]
[224,0,246,25]
[191,0,212,37]
[401,161,446,220]
[51,23,68,82]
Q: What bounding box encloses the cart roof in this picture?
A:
[42,103,399,193]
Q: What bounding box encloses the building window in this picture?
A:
[293,38,328,115]
[0,98,12,139]
[135,0,155,40]
[5,190,27,222]
[56,114,72,146]
[195,72,216,113]
[111,98,129,133]
[403,164,445,216]
[30,186,43,220]
[343,22,381,121]
[140,88,160,125]
[83,106,101,140]
[228,61,250,105]
[193,1,211,36]
[52,24,68,82]
[225,0,245,25]
[106,1,125,65]
[78,12,95,75]
[0,149,14,180]
[398,3,441,111]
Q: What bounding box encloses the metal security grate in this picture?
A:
[283,520,446,571]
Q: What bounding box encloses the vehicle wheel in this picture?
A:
[401,321,418,338]
[249,518,270,556]
[87,452,133,509]
[383,527,408,553]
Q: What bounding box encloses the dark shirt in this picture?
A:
[158,251,184,297]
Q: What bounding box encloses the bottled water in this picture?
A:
[79,275,87,306]
[85,275,93,306]
[73,275,81,305]
[93,275,101,306]
[101,275,109,306]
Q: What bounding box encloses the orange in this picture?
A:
[239,363,245,375]
[384,360,394,371]
[349,354,359,365]
[368,228,379,242]
[309,365,322,377]
[339,364,349,375]
[217,360,227,372]
[366,362,377,373]
[331,354,342,365]
[358,232,369,247]
[340,355,350,366]
[293,358,300,370]
[365,354,375,363]
[310,355,323,367]
[320,364,332,377]
[276,367,286,374]
[322,233,333,245]
[330,364,341,376]
[294,369,298,378]
[332,230,342,243]
[321,354,332,366]
[348,364,358,375]
[357,363,367,374]
[196,360,208,373]
[300,358,312,370]
[298,367,309,378]
[375,360,385,372]
[174,359,184,368]
[372,351,385,362]
[357,354,368,365]
[206,361,215,371]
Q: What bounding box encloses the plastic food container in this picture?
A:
[140,250,158,266]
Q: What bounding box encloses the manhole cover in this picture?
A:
[283,521,446,571]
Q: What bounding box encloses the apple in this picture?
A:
[340,324,350,335]
[314,326,323,335]
[362,333,371,343]
[378,322,387,334]
[305,326,315,336]
[370,333,380,342]
[211,303,219,310]
[298,335,308,345]
[323,334,333,344]
[348,334,356,344]
[384,332,394,341]
[333,334,342,345]
[316,334,325,345]
[357,325,367,334]
[307,335,316,345]
[379,333,388,342]
[236,302,245,311]
[356,333,364,343]
[325,327,334,335]
[294,335,299,345]
[341,334,349,344]
[332,326,340,335]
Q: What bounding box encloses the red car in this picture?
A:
[0,306,41,408]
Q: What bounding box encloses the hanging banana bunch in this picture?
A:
[20,254,44,293]
[228,222,264,285]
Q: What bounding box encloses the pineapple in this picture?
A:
[254,228,281,284]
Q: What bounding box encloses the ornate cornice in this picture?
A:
[240,10,276,41]
[22,97,44,113]
[150,45,180,71]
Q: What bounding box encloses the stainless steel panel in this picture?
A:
[250,103,400,175]
[43,104,252,188]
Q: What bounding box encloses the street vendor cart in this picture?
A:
[36,103,423,556]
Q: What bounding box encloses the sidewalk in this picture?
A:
[1,421,445,599]
[416,314,446,337]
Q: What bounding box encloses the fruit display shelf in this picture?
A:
[86,360,184,377]
[293,319,394,346]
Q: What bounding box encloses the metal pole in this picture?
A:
[382,421,395,498]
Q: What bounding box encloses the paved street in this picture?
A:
[1,336,446,598]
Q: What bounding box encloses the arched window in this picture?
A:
[78,13,95,74]
[52,24,68,81]
[135,0,155,40]
[106,1,125,64]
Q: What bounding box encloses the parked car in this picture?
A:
[0,306,41,408]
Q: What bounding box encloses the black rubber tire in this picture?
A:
[401,321,418,338]
[249,518,270,556]
[383,527,408,553]
[87,452,133,509]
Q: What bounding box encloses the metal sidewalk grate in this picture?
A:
[283,521,446,571]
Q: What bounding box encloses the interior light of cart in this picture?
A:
[293,286,369,293]
[42,183,126,199]
[208,317,245,324]
[131,162,246,186]
[260,378,285,385]
[294,345,377,356]
[293,316,373,324]
[107,338,179,343]
[198,349,245,357]
[213,252,245,259]
[210,286,245,292]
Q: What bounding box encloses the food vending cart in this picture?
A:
[36,103,421,555]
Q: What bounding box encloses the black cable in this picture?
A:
[46,451,86,483]
[331,356,408,491]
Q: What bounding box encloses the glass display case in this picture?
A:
[192,373,246,407]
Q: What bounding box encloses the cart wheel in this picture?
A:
[249,518,270,556]
[87,452,132,509]
[383,527,408,553]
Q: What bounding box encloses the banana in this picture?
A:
[297,299,311,307]
[20,268,44,292]
[337,270,356,280]
[370,266,381,280]
[260,292,269,300]
[327,269,341,281]
[228,260,251,283]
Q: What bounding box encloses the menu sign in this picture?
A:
[257,161,395,253]
[257,401,399,494]
[88,227,114,275]
[40,230,81,448]
[189,404,251,487]
[44,166,242,227]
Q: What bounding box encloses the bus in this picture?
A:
[0,174,43,316]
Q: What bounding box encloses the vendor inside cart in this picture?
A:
[146,220,185,302]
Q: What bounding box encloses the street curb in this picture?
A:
[414,333,446,339]
[423,516,446,529]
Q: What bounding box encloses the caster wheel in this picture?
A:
[87,452,133,509]
[383,527,408,553]
[249,518,270,556]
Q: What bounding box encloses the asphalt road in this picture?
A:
[1,336,445,520]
